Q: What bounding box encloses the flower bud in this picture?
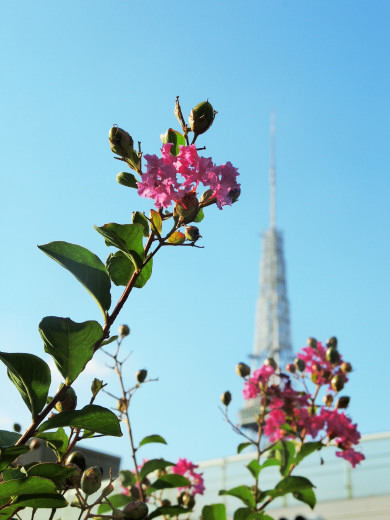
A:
[119,324,130,337]
[55,387,77,413]
[177,491,195,508]
[116,398,129,413]
[13,423,21,433]
[264,357,277,370]
[80,466,103,495]
[221,391,232,406]
[161,500,171,508]
[294,358,305,372]
[326,336,338,349]
[307,337,318,349]
[174,192,199,224]
[199,189,214,203]
[102,483,114,496]
[235,362,250,378]
[336,396,350,409]
[326,347,340,365]
[29,438,41,450]
[331,375,344,392]
[286,363,296,374]
[184,225,201,242]
[65,463,82,488]
[109,126,134,158]
[65,451,87,472]
[323,394,333,407]
[227,187,241,204]
[188,101,216,136]
[123,502,149,520]
[136,369,147,383]
[341,362,352,373]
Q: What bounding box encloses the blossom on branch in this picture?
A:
[172,458,205,496]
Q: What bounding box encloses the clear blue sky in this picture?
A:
[1,1,389,469]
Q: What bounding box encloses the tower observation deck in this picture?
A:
[239,115,293,431]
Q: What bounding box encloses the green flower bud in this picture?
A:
[323,394,334,407]
[199,189,214,203]
[286,363,296,374]
[173,192,199,224]
[55,387,77,413]
[29,438,41,450]
[235,362,250,378]
[65,463,82,488]
[294,358,305,372]
[307,337,318,349]
[136,369,147,383]
[65,451,87,472]
[109,126,134,158]
[189,101,216,136]
[326,336,338,348]
[119,324,131,337]
[336,396,350,409]
[341,362,352,373]
[227,187,241,204]
[184,225,201,242]
[326,347,340,365]
[81,466,103,495]
[221,391,232,406]
[117,398,129,413]
[331,374,344,392]
[177,491,195,509]
[123,502,149,520]
[264,357,278,370]
[102,483,114,496]
[13,423,21,433]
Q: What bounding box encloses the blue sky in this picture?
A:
[1,1,389,470]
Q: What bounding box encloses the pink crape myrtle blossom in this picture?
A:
[336,448,365,468]
[172,458,205,496]
[137,144,240,210]
[297,341,348,388]
[243,364,275,400]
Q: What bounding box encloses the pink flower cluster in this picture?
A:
[137,144,240,210]
[172,458,205,496]
[297,341,348,388]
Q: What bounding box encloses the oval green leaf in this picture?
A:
[95,223,144,271]
[138,434,167,448]
[150,210,162,235]
[167,232,185,245]
[219,486,255,508]
[139,459,173,481]
[202,504,227,520]
[12,493,68,508]
[38,241,111,318]
[0,353,51,420]
[106,251,153,288]
[0,476,57,500]
[132,212,150,237]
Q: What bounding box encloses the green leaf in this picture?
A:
[0,477,57,499]
[39,317,103,384]
[38,404,122,437]
[0,353,51,419]
[132,212,150,237]
[150,210,162,235]
[202,504,227,520]
[38,241,111,317]
[237,442,253,454]
[27,463,76,487]
[101,335,119,346]
[95,223,144,271]
[272,476,314,497]
[35,428,68,460]
[259,459,280,471]
[0,505,19,519]
[160,128,186,156]
[293,487,316,509]
[219,486,255,508]
[139,459,173,481]
[246,459,261,480]
[274,440,295,476]
[148,474,190,492]
[120,470,137,488]
[233,508,252,520]
[12,493,68,508]
[97,493,133,514]
[0,446,30,472]
[194,207,205,223]
[106,251,153,288]
[166,231,185,244]
[148,506,189,520]
[138,434,167,448]
[116,171,138,189]
[294,441,323,465]
[2,468,27,481]
[0,431,21,447]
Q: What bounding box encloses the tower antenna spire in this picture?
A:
[270,113,276,229]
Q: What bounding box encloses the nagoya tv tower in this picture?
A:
[239,115,293,430]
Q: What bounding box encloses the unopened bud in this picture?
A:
[331,375,344,392]
[326,347,340,365]
[174,192,199,223]
[341,362,352,373]
[185,225,201,242]
[323,394,334,407]
[123,502,149,520]
[13,423,21,433]
[336,396,350,409]
[264,357,277,370]
[188,101,216,137]
[55,387,77,413]
[81,466,103,495]
[65,463,82,488]
[235,362,250,378]
[326,336,338,348]
[221,391,232,406]
[117,398,129,413]
[161,500,171,508]
[119,324,130,337]
[102,483,114,496]
[227,187,241,204]
[109,126,134,158]
[136,369,147,383]
[307,337,318,349]
[65,451,87,472]
[177,491,195,509]
[286,363,296,374]
[199,189,214,203]
[29,438,41,451]
[294,358,305,372]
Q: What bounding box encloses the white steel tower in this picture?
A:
[239,115,293,430]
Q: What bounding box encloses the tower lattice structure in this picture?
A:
[239,115,293,431]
